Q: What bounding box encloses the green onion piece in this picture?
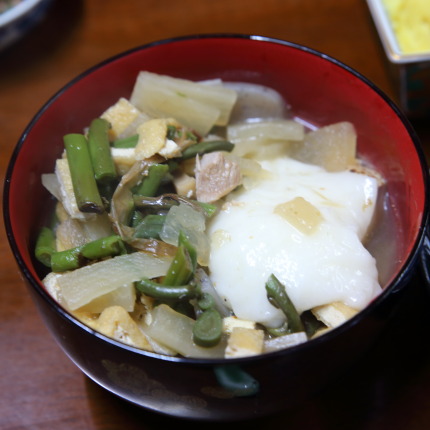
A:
[63,133,104,213]
[112,134,138,148]
[133,214,166,239]
[51,246,83,272]
[193,308,223,347]
[35,227,56,267]
[87,118,117,184]
[135,277,194,300]
[134,163,169,197]
[265,274,304,334]
[180,140,234,160]
[80,235,126,260]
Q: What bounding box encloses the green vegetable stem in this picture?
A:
[135,278,195,300]
[133,214,166,239]
[87,118,117,184]
[134,163,169,197]
[64,133,104,214]
[265,274,305,334]
[193,308,223,347]
[112,134,138,148]
[51,246,83,272]
[133,194,217,218]
[35,227,56,267]
[80,235,126,259]
[162,242,194,286]
[50,235,126,272]
[179,140,234,160]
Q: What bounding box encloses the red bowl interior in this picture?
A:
[4,34,428,302]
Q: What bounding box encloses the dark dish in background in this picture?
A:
[2,1,430,429]
[0,0,52,50]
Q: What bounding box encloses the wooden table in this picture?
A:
[1,1,430,428]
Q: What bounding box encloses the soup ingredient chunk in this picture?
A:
[208,157,381,329]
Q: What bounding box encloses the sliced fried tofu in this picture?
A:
[311,301,358,329]
[94,305,153,351]
[225,327,264,358]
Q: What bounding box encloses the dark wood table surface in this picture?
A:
[2,1,430,429]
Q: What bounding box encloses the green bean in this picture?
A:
[35,227,56,267]
[265,321,290,337]
[51,246,83,272]
[179,140,234,160]
[265,274,304,334]
[197,293,215,311]
[135,277,195,300]
[98,180,118,203]
[133,214,166,239]
[134,163,169,197]
[50,235,125,272]
[64,133,104,214]
[193,308,223,347]
[81,235,126,259]
[112,134,138,148]
[87,118,117,184]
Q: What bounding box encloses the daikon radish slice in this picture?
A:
[227,119,304,142]
[144,304,226,358]
[289,121,357,172]
[58,252,172,310]
[228,120,304,159]
[130,72,237,135]
[77,283,136,313]
[160,202,210,266]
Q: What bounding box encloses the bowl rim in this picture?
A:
[3,33,430,365]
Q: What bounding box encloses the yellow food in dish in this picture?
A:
[382,0,430,54]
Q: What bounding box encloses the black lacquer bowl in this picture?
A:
[3,34,430,421]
